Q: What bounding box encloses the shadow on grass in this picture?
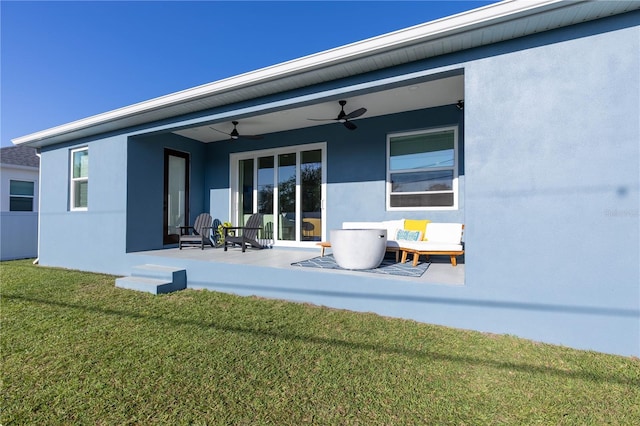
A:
[5,293,639,388]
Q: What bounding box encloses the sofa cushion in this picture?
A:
[404,219,431,240]
[424,223,463,244]
[396,229,422,241]
[399,241,463,252]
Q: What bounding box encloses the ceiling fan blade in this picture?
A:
[344,107,367,120]
[343,121,357,130]
[307,101,366,128]
[241,134,263,140]
[210,126,231,136]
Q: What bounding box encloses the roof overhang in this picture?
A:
[13,0,640,148]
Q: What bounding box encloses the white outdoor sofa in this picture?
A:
[340,220,465,267]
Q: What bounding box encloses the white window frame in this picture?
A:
[229,142,327,247]
[9,179,35,212]
[70,147,88,211]
[386,126,459,211]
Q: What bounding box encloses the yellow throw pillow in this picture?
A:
[404,219,431,241]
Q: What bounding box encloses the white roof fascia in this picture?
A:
[10,0,616,147]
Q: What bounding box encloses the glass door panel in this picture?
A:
[238,159,254,226]
[257,156,274,214]
[257,156,274,239]
[163,149,189,245]
[301,149,322,241]
[278,153,296,241]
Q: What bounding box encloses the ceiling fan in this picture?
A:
[308,100,367,130]
[210,121,263,141]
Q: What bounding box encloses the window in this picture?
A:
[70,147,88,210]
[387,127,458,210]
[9,180,35,211]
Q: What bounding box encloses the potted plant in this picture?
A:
[216,221,233,246]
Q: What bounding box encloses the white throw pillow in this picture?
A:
[425,223,463,243]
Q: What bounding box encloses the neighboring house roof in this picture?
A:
[12,0,640,148]
[0,145,40,169]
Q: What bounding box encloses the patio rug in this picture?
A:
[291,253,430,277]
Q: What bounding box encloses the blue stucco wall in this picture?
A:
[324,107,464,228]
[38,135,129,273]
[126,133,206,252]
[461,17,639,356]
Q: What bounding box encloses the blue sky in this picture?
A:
[1,1,496,147]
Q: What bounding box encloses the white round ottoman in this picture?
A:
[330,229,387,270]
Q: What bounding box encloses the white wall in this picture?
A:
[0,164,39,260]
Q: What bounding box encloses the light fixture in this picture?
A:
[456,100,464,110]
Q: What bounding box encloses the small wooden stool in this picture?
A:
[316,242,331,256]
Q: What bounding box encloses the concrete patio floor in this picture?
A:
[135,245,465,286]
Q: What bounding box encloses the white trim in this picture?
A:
[230,142,327,247]
[386,126,459,211]
[69,147,89,211]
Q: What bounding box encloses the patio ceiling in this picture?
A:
[172,74,464,143]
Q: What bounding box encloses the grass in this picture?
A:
[1,259,639,425]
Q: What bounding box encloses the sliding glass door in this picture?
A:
[232,143,325,246]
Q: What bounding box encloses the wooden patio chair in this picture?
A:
[178,213,214,249]
[224,213,265,252]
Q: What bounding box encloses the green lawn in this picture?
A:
[2,259,639,425]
